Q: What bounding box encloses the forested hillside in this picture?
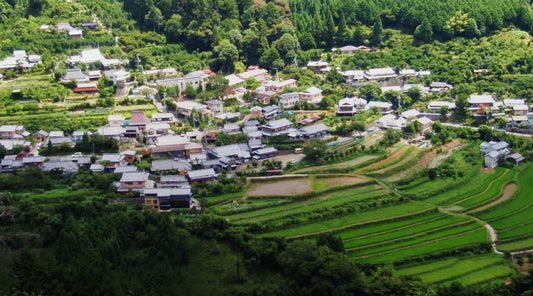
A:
[290,0,533,45]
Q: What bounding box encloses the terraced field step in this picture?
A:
[294,155,379,174]
[347,223,482,257]
[351,228,488,264]
[499,237,533,252]
[358,145,413,173]
[395,255,511,284]
[339,212,445,242]
[369,149,426,176]
[440,265,514,286]
[261,202,436,238]
[344,219,472,251]
[424,168,507,206]
[228,185,389,223]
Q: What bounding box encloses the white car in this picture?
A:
[71,152,84,158]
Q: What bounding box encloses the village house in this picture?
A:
[215,112,241,122]
[117,172,152,193]
[113,166,139,174]
[364,67,397,80]
[151,112,177,124]
[97,126,126,141]
[67,48,126,69]
[101,153,127,171]
[187,168,217,184]
[72,131,92,142]
[367,101,393,114]
[254,91,276,105]
[480,141,511,168]
[108,114,125,127]
[468,94,497,114]
[61,68,89,83]
[375,114,407,130]
[223,123,241,135]
[0,125,26,139]
[22,156,46,168]
[104,69,130,87]
[175,101,207,118]
[144,188,193,210]
[252,147,278,160]
[224,74,246,86]
[298,86,323,105]
[261,105,281,120]
[82,22,98,31]
[145,122,171,141]
[337,97,358,117]
[416,117,434,133]
[149,135,190,158]
[160,175,189,188]
[56,22,73,33]
[237,67,268,82]
[279,92,300,109]
[299,123,330,139]
[399,69,418,77]
[340,70,365,83]
[124,111,150,137]
[74,82,98,94]
[260,118,293,137]
[68,28,83,39]
[400,109,421,120]
[33,130,49,143]
[150,159,192,174]
[204,99,224,114]
[249,106,263,119]
[306,61,330,74]
[265,79,297,93]
[208,144,251,163]
[156,70,210,95]
[427,101,456,113]
[429,82,453,93]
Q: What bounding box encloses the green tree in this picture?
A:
[352,24,364,45]
[185,83,197,98]
[212,39,239,73]
[359,82,382,101]
[465,18,481,38]
[414,17,433,43]
[370,17,383,47]
[303,139,327,163]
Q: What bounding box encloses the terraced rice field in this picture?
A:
[476,164,533,250]
[211,141,531,286]
[395,255,515,285]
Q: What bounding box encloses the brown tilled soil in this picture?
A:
[247,179,312,196]
[420,139,462,167]
[361,145,410,170]
[470,183,517,213]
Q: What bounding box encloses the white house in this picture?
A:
[364,68,397,80]
[427,101,456,113]
[279,92,300,109]
[298,86,323,104]
[176,101,206,117]
[468,94,497,114]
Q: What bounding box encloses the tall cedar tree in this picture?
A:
[414,17,433,43]
[370,17,383,47]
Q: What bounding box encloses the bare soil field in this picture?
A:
[247,178,312,197]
